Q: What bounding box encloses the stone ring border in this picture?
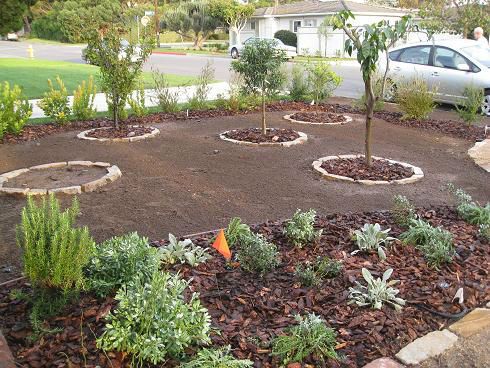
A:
[77,126,160,142]
[0,161,122,196]
[312,154,424,185]
[219,129,308,147]
[283,113,353,126]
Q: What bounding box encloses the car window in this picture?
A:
[398,46,431,65]
[433,47,470,70]
[461,45,490,68]
[389,49,402,61]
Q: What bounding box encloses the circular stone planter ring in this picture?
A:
[0,161,122,196]
[77,126,160,142]
[283,113,353,125]
[219,129,308,147]
[312,154,424,185]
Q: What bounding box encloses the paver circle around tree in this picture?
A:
[312,154,424,185]
[219,128,308,147]
[0,161,122,196]
[284,112,353,125]
[77,125,160,142]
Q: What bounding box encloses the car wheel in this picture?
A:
[483,92,490,117]
[230,48,239,59]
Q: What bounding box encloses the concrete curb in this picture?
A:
[77,126,160,143]
[283,113,353,126]
[0,162,122,196]
[219,129,308,147]
[312,154,424,185]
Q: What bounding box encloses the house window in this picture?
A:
[304,19,316,27]
[293,20,302,33]
[250,21,256,30]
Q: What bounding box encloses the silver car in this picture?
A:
[229,37,297,59]
[382,39,490,116]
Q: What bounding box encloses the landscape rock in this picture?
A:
[363,357,404,368]
[449,308,490,338]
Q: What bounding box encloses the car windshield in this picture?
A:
[461,45,490,67]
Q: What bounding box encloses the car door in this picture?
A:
[388,45,434,86]
[431,46,478,104]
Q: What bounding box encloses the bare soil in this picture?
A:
[0,105,489,282]
[3,165,107,190]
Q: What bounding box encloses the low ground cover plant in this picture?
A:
[351,223,395,260]
[348,268,405,311]
[38,76,71,124]
[284,209,322,247]
[271,313,338,366]
[159,233,211,267]
[395,77,436,120]
[236,233,280,276]
[180,345,253,368]
[85,232,160,297]
[447,184,490,226]
[98,271,211,367]
[72,76,97,121]
[295,256,342,287]
[0,81,32,139]
[456,85,484,126]
[392,194,416,227]
[225,217,252,247]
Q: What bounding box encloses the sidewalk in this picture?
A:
[29,82,230,119]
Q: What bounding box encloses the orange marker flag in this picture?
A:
[212,229,231,260]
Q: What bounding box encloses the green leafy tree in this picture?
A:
[0,0,27,35]
[231,39,286,134]
[332,4,412,166]
[161,1,220,49]
[86,26,153,128]
[209,0,255,45]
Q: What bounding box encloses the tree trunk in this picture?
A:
[261,88,266,135]
[364,76,375,167]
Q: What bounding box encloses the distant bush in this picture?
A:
[152,70,181,113]
[128,82,148,117]
[274,30,297,48]
[456,85,484,126]
[289,63,309,102]
[354,74,387,112]
[396,77,436,120]
[188,61,214,110]
[38,76,71,124]
[0,82,32,139]
[306,61,341,104]
[31,14,68,43]
[72,76,97,121]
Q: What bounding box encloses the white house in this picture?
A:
[240,0,412,57]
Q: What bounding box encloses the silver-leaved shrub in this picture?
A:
[159,233,211,267]
[351,223,395,260]
[180,345,253,368]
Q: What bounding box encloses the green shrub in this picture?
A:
[237,233,279,276]
[17,194,94,291]
[72,76,97,121]
[351,223,395,260]
[289,63,309,102]
[224,217,251,247]
[295,256,342,287]
[31,14,68,42]
[97,271,211,367]
[348,268,405,311]
[159,233,211,267]
[479,224,490,241]
[128,82,147,117]
[400,218,455,269]
[271,313,338,365]
[456,86,484,126]
[152,70,181,113]
[0,82,32,139]
[284,209,322,247]
[396,77,436,120]
[274,30,297,47]
[447,184,490,226]
[38,76,71,124]
[180,346,253,368]
[85,232,161,297]
[305,61,342,104]
[392,194,416,227]
[188,62,214,110]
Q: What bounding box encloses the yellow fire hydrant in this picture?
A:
[27,45,34,59]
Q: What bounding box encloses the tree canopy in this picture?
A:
[0,0,28,35]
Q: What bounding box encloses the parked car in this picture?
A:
[228,37,297,59]
[6,33,19,41]
[82,39,143,65]
[380,39,490,116]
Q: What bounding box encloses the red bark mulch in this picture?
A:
[85,125,154,139]
[1,207,488,367]
[223,128,300,144]
[290,111,348,124]
[320,157,414,181]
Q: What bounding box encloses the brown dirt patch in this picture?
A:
[223,127,300,143]
[290,111,347,124]
[3,165,107,190]
[85,126,154,139]
[320,157,414,181]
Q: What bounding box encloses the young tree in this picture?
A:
[231,39,285,135]
[161,1,220,49]
[209,0,255,45]
[0,0,27,35]
[332,4,412,166]
[86,27,153,129]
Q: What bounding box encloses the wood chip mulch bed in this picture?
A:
[1,207,488,367]
[290,111,348,124]
[223,128,300,144]
[85,126,154,139]
[320,157,414,181]
[1,101,485,145]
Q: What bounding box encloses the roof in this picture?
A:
[253,0,407,17]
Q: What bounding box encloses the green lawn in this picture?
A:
[0,58,197,99]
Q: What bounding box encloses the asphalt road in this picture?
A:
[0,40,364,98]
